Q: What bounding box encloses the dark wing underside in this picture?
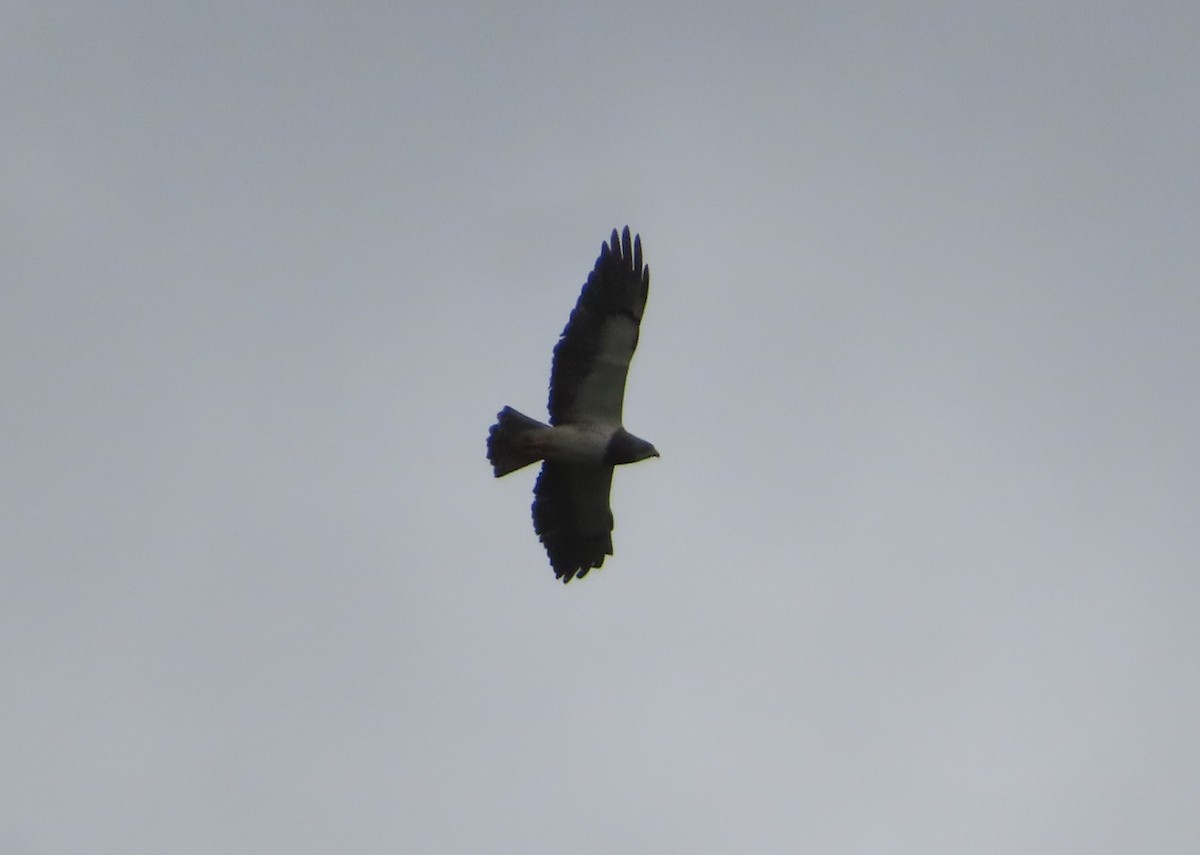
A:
[533,462,615,582]
[548,227,650,426]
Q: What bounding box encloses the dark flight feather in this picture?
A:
[533,463,615,581]
[547,227,650,426]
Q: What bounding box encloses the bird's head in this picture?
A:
[605,429,659,466]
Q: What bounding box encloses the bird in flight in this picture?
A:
[487,226,659,582]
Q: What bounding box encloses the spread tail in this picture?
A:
[487,406,549,476]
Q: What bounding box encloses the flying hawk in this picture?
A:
[487,226,659,582]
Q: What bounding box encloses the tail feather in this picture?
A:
[487,406,549,476]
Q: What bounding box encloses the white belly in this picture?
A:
[537,424,615,464]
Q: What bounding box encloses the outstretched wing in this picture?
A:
[532,462,615,582]
[548,226,650,426]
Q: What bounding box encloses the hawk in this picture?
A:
[487,226,659,582]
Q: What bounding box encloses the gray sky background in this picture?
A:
[4,2,1198,852]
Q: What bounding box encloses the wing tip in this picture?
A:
[553,552,609,583]
[604,225,645,274]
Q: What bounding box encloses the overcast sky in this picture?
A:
[3,2,1198,852]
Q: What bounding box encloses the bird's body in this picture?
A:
[487,227,658,582]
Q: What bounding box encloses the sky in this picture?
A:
[3,1,1198,852]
